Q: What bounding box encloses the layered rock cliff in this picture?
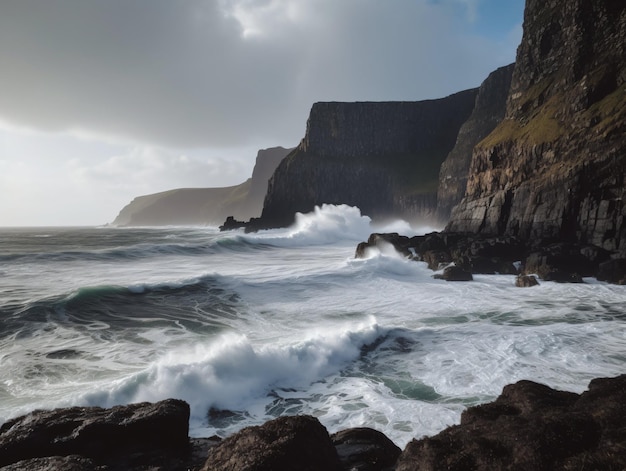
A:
[436,64,514,222]
[257,92,478,228]
[111,147,290,226]
[447,0,626,252]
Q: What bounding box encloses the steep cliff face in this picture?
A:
[111,147,290,226]
[436,64,514,222]
[448,0,626,252]
[259,92,478,228]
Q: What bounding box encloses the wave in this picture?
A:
[81,317,386,433]
[1,274,244,341]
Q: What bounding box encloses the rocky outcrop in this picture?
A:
[396,374,626,471]
[354,231,619,282]
[0,399,217,470]
[436,64,514,222]
[447,0,626,252]
[331,428,401,471]
[3,375,625,470]
[111,147,290,226]
[201,415,342,471]
[255,93,478,229]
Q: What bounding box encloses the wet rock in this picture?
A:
[421,250,452,270]
[331,427,401,471]
[396,375,626,471]
[433,266,474,281]
[515,275,540,287]
[219,216,248,231]
[201,415,342,471]
[0,399,191,469]
[0,455,102,471]
[597,258,626,284]
[522,243,600,281]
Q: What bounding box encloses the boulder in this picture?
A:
[0,399,191,469]
[433,266,473,281]
[219,216,248,231]
[395,375,626,471]
[331,427,401,471]
[597,258,626,284]
[522,243,600,281]
[515,275,540,287]
[421,250,452,270]
[202,415,342,471]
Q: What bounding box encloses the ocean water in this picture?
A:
[1,204,625,447]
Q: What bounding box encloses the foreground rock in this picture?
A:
[0,399,216,471]
[202,415,342,471]
[396,374,626,471]
[331,428,401,471]
[2,375,626,470]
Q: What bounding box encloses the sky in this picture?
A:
[0,0,525,226]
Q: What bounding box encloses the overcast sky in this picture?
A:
[0,0,525,226]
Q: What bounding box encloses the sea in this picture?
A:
[1,204,625,448]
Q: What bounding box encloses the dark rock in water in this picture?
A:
[0,399,194,469]
[522,243,604,281]
[434,266,473,282]
[421,250,452,270]
[355,231,626,282]
[331,427,401,471]
[454,255,518,275]
[219,216,247,232]
[201,415,342,471]
[396,375,626,471]
[354,233,416,259]
[597,258,626,284]
[515,275,540,287]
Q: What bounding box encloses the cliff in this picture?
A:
[111,147,290,226]
[257,92,478,229]
[447,0,626,252]
[436,64,514,222]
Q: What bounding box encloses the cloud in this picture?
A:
[0,128,253,225]
[0,0,521,150]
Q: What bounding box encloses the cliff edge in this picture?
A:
[256,92,478,229]
[111,147,290,226]
[447,0,626,252]
[436,64,514,222]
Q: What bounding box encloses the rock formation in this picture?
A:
[395,374,626,471]
[447,0,626,253]
[2,375,625,470]
[436,64,514,222]
[111,147,290,226]
[255,92,478,229]
[0,399,217,471]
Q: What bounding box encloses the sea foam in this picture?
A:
[80,316,385,435]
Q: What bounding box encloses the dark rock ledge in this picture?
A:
[1,375,625,470]
[355,231,626,284]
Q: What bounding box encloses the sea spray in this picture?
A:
[81,317,385,435]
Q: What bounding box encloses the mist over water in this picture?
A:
[1,205,625,447]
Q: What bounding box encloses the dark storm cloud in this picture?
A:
[0,0,520,149]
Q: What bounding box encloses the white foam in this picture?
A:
[81,317,384,432]
[244,204,373,247]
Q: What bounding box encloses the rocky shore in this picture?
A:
[1,374,625,470]
[355,231,626,285]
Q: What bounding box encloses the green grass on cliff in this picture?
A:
[586,86,626,138]
[478,92,565,148]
